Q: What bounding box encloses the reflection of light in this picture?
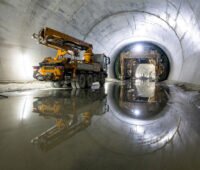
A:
[137,126,144,134]
[135,64,156,79]
[132,125,145,135]
[157,128,177,145]
[135,80,156,98]
[20,97,31,120]
[133,109,140,116]
[133,44,143,53]
[104,82,109,94]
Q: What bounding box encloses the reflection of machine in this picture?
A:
[120,51,164,81]
[31,88,108,151]
[114,80,169,120]
[33,27,110,88]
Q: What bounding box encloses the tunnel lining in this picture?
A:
[82,11,184,80]
[2,0,200,83]
[83,10,184,57]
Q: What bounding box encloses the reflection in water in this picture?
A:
[2,81,200,170]
[31,88,108,152]
[31,81,180,156]
[118,80,169,120]
[88,80,181,155]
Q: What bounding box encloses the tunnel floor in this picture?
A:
[0,81,200,170]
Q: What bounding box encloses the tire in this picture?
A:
[99,72,105,86]
[86,74,93,88]
[77,74,86,89]
[93,74,98,83]
[33,70,38,79]
[52,81,62,88]
[71,81,76,89]
[33,70,44,80]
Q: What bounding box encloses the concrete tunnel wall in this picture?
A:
[0,0,200,83]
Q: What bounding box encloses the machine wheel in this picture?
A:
[86,74,93,88]
[71,81,76,89]
[76,74,86,89]
[33,70,38,79]
[52,81,62,88]
[71,89,80,96]
[93,74,98,83]
[33,71,44,81]
[99,73,105,86]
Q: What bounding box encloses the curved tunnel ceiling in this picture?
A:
[0,0,200,83]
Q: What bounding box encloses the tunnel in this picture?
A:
[1,1,200,170]
[114,42,170,81]
[0,0,199,83]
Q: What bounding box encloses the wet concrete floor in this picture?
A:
[0,81,200,170]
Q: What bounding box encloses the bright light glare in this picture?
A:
[22,53,34,80]
[104,82,109,94]
[135,64,156,79]
[15,51,33,80]
[134,109,140,116]
[132,126,145,134]
[133,44,144,53]
[20,97,31,120]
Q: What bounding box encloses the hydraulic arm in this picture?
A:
[33,27,93,62]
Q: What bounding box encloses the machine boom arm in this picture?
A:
[33,27,93,52]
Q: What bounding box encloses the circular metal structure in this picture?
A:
[114,42,170,81]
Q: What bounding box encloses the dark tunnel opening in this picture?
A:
[114,42,170,82]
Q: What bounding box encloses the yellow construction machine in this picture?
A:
[32,27,110,88]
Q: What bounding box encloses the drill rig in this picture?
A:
[32,27,110,88]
